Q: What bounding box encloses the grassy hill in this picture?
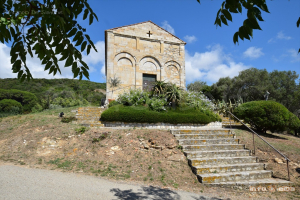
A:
[0,78,106,110]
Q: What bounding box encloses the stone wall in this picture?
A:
[101,121,222,129]
[105,21,186,100]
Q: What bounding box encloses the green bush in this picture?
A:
[148,98,167,112]
[233,100,300,133]
[108,100,119,108]
[117,89,150,106]
[101,104,221,124]
[0,89,37,112]
[31,103,43,113]
[51,97,89,107]
[0,99,23,113]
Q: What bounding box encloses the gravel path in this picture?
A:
[0,164,226,200]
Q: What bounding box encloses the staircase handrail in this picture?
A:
[226,110,291,181]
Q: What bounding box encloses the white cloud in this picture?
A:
[185,44,249,84]
[243,47,264,59]
[288,49,300,62]
[268,31,292,43]
[277,31,292,40]
[184,35,197,43]
[161,21,175,35]
[0,40,106,79]
[100,65,105,75]
[0,43,74,79]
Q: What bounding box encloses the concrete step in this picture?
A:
[192,163,265,174]
[179,138,239,145]
[174,134,235,140]
[184,150,250,159]
[172,129,232,135]
[189,156,257,166]
[208,178,292,187]
[198,170,272,184]
[183,144,245,151]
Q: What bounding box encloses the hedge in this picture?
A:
[233,100,300,133]
[101,104,221,124]
[0,89,37,112]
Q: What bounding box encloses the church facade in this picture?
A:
[105,21,186,100]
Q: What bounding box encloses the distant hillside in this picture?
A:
[0,78,106,107]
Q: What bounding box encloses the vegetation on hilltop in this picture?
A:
[0,78,106,116]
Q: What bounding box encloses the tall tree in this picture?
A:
[269,70,299,110]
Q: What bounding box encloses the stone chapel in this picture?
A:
[105,21,186,100]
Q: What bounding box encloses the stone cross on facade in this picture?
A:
[105,21,186,100]
[147,30,152,37]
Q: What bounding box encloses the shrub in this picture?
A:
[0,89,37,112]
[61,116,77,123]
[233,100,300,133]
[148,98,167,112]
[117,89,149,106]
[51,97,89,107]
[0,99,23,113]
[101,104,221,124]
[181,91,215,111]
[31,103,43,113]
[108,100,119,108]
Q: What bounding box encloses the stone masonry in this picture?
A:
[105,21,186,100]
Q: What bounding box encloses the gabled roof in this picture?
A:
[106,20,186,44]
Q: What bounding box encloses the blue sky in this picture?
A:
[0,0,299,86]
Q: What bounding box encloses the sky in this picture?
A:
[0,0,299,86]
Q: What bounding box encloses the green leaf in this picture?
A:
[89,13,93,25]
[65,55,73,67]
[49,66,54,74]
[222,9,232,21]
[81,41,87,52]
[74,68,80,78]
[233,32,239,44]
[12,60,21,73]
[59,50,69,61]
[27,45,33,57]
[237,3,242,13]
[220,15,228,25]
[248,17,262,30]
[72,62,78,72]
[83,9,89,20]
[42,57,49,65]
[17,70,23,79]
[82,67,89,80]
[67,28,77,37]
[87,44,91,55]
[20,74,26,82]
[53,68,58,76]
[253,7,263,21]
[45,61,52,70]
[11,53,18,63]
[214,17,221,27]
[259,3,270,13]
[73,31,81,42]
[297,17,300,28]
[75,36,83,46]
[10,27,15,37]
[238,27,245,40]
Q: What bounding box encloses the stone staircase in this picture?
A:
[171,129,291,186]
[219,114,243,127]
[75,107,104,127]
